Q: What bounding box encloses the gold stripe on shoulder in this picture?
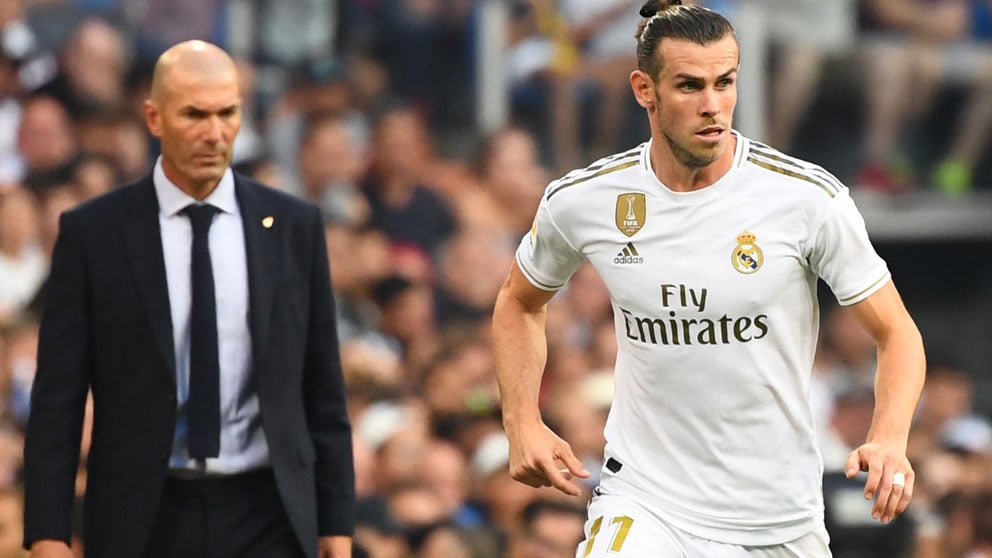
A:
[747,156,836,198]
[749,147,843,194]
[548,159,639,200]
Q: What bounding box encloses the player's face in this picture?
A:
[145,67,241,196]
[650,35,738,168]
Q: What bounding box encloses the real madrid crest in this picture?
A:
[731,230,763,274]
[615,193,646,237]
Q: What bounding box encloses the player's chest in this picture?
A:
[576,193,808,317]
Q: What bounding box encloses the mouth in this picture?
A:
[193,153,223,164]
[696,126,725,140]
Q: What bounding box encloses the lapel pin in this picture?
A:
[262,216,274,229]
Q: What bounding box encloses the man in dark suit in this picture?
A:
[23,40,355,558]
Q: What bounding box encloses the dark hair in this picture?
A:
[635,0,737,80]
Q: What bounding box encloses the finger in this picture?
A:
[872,466,905,522]
[512,467,550,488]
[558,450,592,479]
[540,461,581,497]
[895,472,915,517]
[863,458,883,501]
[844,451,862,479]
[880,477,903,524]
[514,474,544,488]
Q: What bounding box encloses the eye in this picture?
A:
[717,77,735,88]
[678,81,701,92]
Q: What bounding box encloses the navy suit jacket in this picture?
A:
[23,174,355,557]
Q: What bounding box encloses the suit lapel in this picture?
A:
[120,177,176,381]
[235,177,278,363]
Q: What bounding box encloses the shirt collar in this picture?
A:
[153,157,239,218]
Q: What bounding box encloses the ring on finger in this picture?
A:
[892,471,906,488]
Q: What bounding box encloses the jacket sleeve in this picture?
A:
[23,212,91,548]
[302,206,355,536]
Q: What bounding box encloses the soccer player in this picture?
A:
[491,1,926,556]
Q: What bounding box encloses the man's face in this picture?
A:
[652,35,739,168]
[145,68,241,195]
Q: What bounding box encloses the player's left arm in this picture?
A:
[843,279,925,525]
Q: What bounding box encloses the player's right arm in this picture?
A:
[492,261,590,496]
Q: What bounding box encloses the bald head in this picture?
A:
[150,40,238,103]
[143,40,242,199]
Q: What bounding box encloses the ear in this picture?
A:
[144,99,163,138]
[630,70,656,111]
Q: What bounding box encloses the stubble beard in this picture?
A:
[655,93,721,169]
[663,130,719,169]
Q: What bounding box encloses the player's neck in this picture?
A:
[650,134,737,193]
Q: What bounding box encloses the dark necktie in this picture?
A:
[182,203,221,459]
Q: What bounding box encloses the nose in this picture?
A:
[699,88,721,118]
[202,115,223,143]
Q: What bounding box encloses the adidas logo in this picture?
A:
[614,242,644,264]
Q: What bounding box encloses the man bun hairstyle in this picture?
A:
[639,0,682,18]
[635,0,736,80]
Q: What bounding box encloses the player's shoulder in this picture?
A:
[543,144,646,203]
[742,138,848,201]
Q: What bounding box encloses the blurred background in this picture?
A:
[0,0,990,556]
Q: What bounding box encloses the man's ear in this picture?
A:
[144,99,162,138]
[630,70,656,111]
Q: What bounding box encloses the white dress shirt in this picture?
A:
[153,159,270,473]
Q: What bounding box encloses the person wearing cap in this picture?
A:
[492,1,926,556]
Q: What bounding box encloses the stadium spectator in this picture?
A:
[506,498,587,558]
[909,361,977,462]
[0,188,44,324]
[69,153,117,201]
[45,17,129,115]
[0,317,36,431]
[266,57,370,198]
[506,0,643,173]
[362,105,456,259]
[457,125,549,242]
[859,0,992,194]
[0,50,24,185]
[74,108,150,183]
[16,96,78,194]
[434,230,514,326]
[757,0,858,152]
[370,273,439,375]
[295,111,370,225]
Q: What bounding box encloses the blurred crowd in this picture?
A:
[0,0,989,557]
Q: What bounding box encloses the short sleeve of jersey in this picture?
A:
[807,190,890,306]
[515,195,586,291]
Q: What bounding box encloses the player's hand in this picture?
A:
[318,535,351,558]
[845,442,914,524]
[30,540,74,558]
[504,419,590,497]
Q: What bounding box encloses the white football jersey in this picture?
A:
[516,133,889,546]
